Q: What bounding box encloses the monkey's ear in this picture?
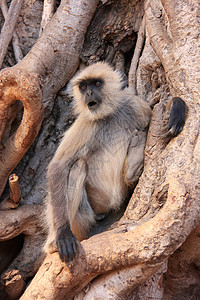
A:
[66,81,73,97]
[113,69,127,90]
[58,81,73,97]
[120,77,128,90]
[163,97,187,139]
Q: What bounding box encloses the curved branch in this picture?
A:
[0,68,44,197]
[128,17,145,93]
[21,178,199,299]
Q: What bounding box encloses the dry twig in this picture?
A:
[0,0,24,68]
[0,174,21,210]
[0,0,23,63]
[128,17,145,93]
[9,174,21,204]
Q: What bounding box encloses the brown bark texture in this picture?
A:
[20,0,200,299]
[0,0,200,299]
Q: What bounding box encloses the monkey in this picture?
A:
[44,62,187,264]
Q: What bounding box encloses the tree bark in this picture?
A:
[20,0,200,298]
[0,0,200,298]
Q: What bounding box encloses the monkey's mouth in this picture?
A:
[87,100,99,110]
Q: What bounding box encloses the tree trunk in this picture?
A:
[0,0,200,299]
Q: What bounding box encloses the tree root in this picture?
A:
[0,68,44,197]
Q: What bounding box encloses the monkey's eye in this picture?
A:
[94,81,102,88]
[79,83,87,92]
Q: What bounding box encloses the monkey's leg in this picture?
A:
[44,197,57,254]
[123,130,147,186]
[94,213,109,221]
[71,188,96,241]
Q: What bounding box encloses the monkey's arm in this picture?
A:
[123,130,147,186]
[47,158,87,264]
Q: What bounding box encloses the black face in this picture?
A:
[79,78,103,110]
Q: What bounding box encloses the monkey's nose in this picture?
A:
[87,89,93,96]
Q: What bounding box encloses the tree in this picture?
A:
[0,0,200,299]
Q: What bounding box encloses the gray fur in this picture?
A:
[44,62,151,260]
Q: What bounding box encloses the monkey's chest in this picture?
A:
[86,143,128,213]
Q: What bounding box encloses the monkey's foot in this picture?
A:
[46,241,57,254]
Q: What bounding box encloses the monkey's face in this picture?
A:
[79,79,103,111]
[70,62,124,120]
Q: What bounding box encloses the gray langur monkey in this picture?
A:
[44,62,186,264]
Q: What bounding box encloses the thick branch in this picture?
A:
[0,0,24,68]
[21,179,199,299]
[17,0,99,107]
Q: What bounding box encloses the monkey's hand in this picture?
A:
[56,224,79,265]
[164,97,187,137]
